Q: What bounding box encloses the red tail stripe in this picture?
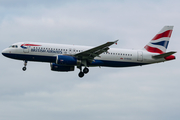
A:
[152,30,172,40]
[144,45,163,54]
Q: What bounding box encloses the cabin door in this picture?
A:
[137,51,143,61]
[23,43,29,53]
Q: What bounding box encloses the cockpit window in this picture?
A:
[9,45,18,48]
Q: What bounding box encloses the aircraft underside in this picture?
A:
[3,53,147,67]
[2,52,149,77]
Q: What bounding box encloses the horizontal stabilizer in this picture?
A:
[152,51,176,59]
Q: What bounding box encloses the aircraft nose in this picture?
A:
[2,49,6,56]
[2,48,9,56]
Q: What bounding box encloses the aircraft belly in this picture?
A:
[89,59,148,67]
[2,53,56,63]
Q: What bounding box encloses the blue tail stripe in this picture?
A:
[151,41,169,49]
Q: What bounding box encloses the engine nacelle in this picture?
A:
[50,63,74,72]
[56,55,81,65]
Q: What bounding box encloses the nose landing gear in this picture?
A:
[22,60,27,71]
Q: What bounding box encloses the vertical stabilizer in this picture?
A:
[144,26,173,53]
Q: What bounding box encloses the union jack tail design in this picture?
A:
[144,26,173,53]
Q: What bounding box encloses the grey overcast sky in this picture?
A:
[0,0,180,120]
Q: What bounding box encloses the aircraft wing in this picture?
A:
[74,40,118,61]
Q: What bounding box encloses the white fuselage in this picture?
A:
[2,26,176,77]
[2,42,165,67]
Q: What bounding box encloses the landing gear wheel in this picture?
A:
[78,72,84,78]
[83,67,89,74]
[22,60,28,71]
[22,67,26,71]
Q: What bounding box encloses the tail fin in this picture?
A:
[144,26,173,53]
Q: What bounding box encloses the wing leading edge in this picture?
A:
[74,40,118,61]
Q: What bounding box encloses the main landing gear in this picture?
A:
[22,60,27,71]
[78,66,89,78]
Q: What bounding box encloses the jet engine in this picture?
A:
[50,63,74,72]
[56,55,81,65]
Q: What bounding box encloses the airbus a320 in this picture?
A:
[2,26,176,78]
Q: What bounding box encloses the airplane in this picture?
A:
[2,26,176,78]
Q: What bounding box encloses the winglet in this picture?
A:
[114,40,118,45]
